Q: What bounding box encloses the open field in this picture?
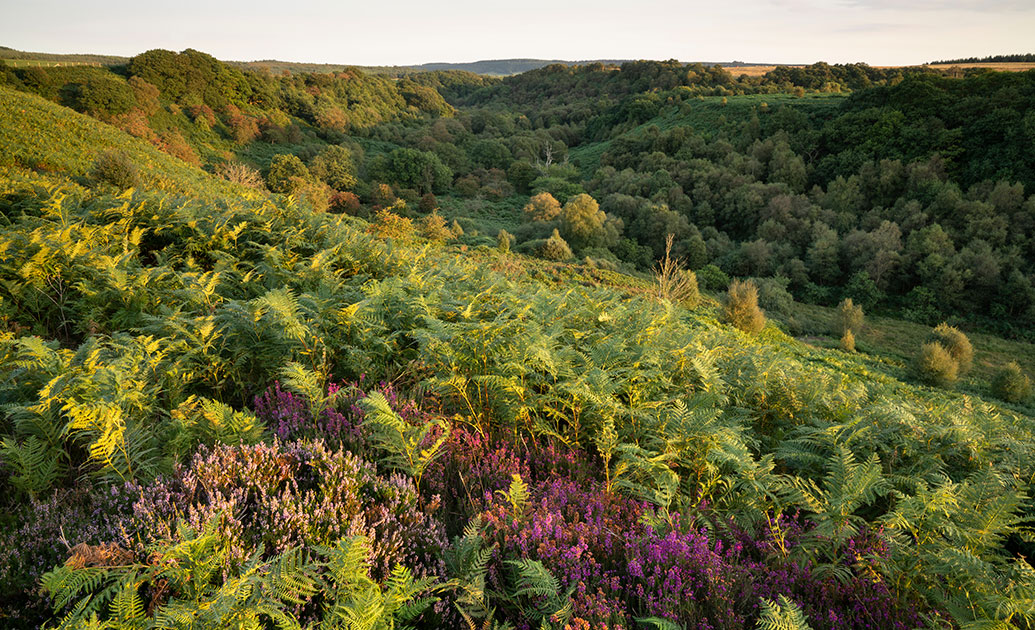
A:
[724,62,1035,76]
[926,62,1035,72]
[722,64,789,76]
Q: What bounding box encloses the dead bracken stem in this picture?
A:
[653,233,700,307]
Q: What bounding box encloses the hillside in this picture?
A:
[2,75,1035,630]
[0,87,255,198]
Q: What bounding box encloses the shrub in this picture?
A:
[309,145,357,191]
[115,109,157,141]
[369,207,415,242]
[252,381,364,447]
[482,478,642,627]
[559,193,611,252]
[227,112,261,143]
[838,298,864,335]
[330,190,362,214]
[423,427,531,535]
[299,180,332,212]
[928,323,973,376]
[455,174,480,197]
[992,362,1032,403]
[266,153,311,194]
[916,341,959,387]
[0,486,135,627]
[752,276,795,316]
[121,440,448,582]
[91,150,140,189]
[72,76,136,117]
[724,279,766,335]
[480,480,919,630]
[158,129,200,166]
[523,192,562,222]
[419,192,438,212]
[497,229,513,253]
[840,329,856,353]
[420,212,453,242]
[697,264,731,291]
[540,229,573,261]
[215,161,266,189]
[372,182,397,206]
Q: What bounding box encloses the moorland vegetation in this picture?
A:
[1,50,1035,630]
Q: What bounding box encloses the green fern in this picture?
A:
[755,596,814,630]
[359,391,450,488]
[496,474,530,519]
[317,535,438,630]
[0,434,64,496]
[504,559,574,629]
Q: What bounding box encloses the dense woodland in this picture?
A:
[2,48,1035,630]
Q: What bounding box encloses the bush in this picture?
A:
[266,153,311,194]
[497,229,514,253]
[916,341,959,387]
[539,229,573,261]
[838,298,864,335]
[121,440,448,582]
[751,276,794,316]
[72,76,136,117]
[329,190,362,214]
[928,323,973,376]
[724,279,766,335]
[91,150,140,189]
[0,486,135,627]
[369,207,415,242]
[420,212,453,242]
[215,161,265,190]
[419,192,438,212]
[840,329,856,353]
[697,264,730,291]
[992,362,1032,403]
[309,145,357,191]
[523,192,562,222]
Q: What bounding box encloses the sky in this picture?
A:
[2,0,1034,67]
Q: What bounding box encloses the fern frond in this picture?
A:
[755,595,814,630]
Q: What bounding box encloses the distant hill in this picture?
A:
[375,59,777,76]
[0,46,776,76]
[0,45,128,66]
[413,59,630,75]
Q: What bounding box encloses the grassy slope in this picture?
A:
[0,86,257,199]
[786,300,1035,413]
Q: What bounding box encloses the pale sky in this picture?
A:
[2,0,1033,67]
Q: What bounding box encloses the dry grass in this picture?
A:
[721,62,1035,78]
[722,65,790,76]
[924,62,1035,73]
